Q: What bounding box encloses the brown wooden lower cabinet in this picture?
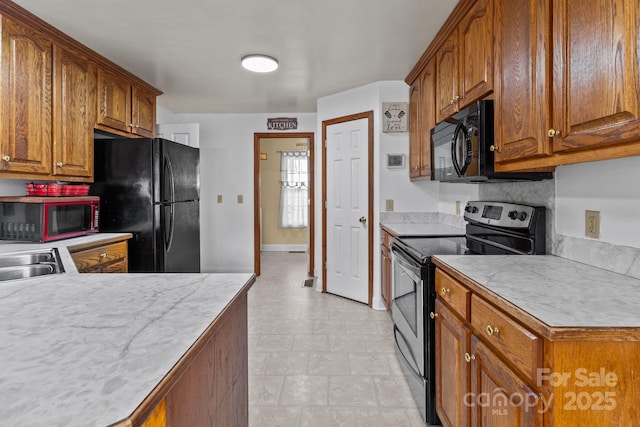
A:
[380,228,393,311]
[469,335,543,426]
[435,299,470,427]
[69,237,129,273]
[135,292,248,427]
[140,399,166,427]
[434,267,640,426]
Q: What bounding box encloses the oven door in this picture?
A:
[391,243,424,377]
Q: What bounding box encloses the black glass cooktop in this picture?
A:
[392,236,468,265]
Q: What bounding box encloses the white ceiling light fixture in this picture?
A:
[241,54,279,73]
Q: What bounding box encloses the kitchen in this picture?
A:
[1,0,640,426]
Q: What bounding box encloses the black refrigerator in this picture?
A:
[91,138,200,273]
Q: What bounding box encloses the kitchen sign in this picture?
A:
[267,117,298,130]
[382,102,408,132]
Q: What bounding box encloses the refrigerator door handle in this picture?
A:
[163,155,176,250]
[164,203,174,251]
[163,155,175,204]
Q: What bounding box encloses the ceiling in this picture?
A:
[12,0,458,114]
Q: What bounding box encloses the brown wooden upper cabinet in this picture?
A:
[53,45,96,179]
[435,0,494,123]
[96,69,157,138]
[494,0,640,170]
[0,15,53,177]
[409,58,436,180]
[0,2,161,182]
[0,14,95,182]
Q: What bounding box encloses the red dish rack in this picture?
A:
[26,183,90,197]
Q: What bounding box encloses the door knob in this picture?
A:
[359,216,367,224]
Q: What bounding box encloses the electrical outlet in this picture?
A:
[237,194,243,204]
[585,210,600,239]
[455,201,461,216]
[385,199,394,212]
[217,195,222,203]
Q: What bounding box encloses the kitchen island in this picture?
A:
[0,235,255,426]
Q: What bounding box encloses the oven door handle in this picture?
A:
[394,325,420,374]
[391,247,422,282]
[466,234,530,255]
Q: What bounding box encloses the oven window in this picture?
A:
[393,259,420,335]
[47,204,92,236]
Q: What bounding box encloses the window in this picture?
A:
[279,151,308,228]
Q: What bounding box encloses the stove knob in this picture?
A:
[518,212,528,221]
[508,210,518,220]
[471,206,479,214]
[465,205,472,213]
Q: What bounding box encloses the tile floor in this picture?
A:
[248,252,426,426]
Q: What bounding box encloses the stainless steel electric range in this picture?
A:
[390,201,546,425]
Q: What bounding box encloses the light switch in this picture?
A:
[237,194,243,204]
[385,199,394,212]
[217,195,222,203]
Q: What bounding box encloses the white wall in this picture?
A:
[158,111,317,272]
[555,156,640,248]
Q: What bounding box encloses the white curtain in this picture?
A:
[279,151,308,228]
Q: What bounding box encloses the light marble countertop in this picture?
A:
[0,235,255,426]
[434,254,640,328]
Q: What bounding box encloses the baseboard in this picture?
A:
[261,244,308,252]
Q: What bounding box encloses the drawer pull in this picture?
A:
[464,352,476,363]
[441,287,450,296]
[429,312,438,319]
[486,325,500,337]
[100,253,107,258]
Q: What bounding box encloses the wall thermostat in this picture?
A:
[387,154,405,169]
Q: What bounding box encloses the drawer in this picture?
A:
[471,294,542,383]
[71,241,128,272]
[435,269,470,320]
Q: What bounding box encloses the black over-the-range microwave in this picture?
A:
[0,196,99,242]
[431,100,553,183]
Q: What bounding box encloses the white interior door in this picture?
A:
[326,118,369,303]
[156,122,200,148]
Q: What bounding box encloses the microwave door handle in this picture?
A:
[451,122,467,176]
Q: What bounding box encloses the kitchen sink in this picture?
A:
[0,249,64,282]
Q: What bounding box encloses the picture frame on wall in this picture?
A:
[382,102,408,132]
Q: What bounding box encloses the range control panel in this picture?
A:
[463,201,545,229]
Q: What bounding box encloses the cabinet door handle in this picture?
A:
[429,312,439,319]
[486,325,500,336]
[2,156,10,162]
[464,352,476,363]
[489,145,500,152]
[56,163,64,167]
[441,287,450,296]
[547,128,561,137]
[100,253,107,258]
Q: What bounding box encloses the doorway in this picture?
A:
[254,132,315,277]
